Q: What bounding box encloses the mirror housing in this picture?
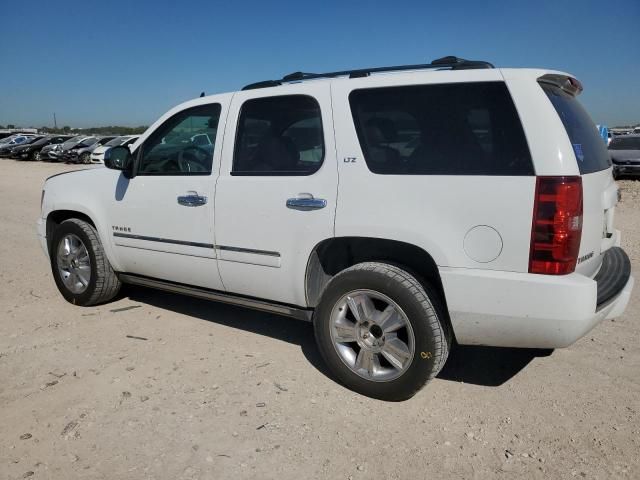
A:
[104,146,134,178]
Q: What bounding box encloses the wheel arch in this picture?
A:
[45,209,117,267]
[305,236,449,315]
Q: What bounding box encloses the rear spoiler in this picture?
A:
[537,73,583,96]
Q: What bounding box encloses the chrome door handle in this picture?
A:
[177,192,208,207]
[286,194,327,211]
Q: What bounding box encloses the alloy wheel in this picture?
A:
[330,289,415,382]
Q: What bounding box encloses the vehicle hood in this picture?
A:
[609,150,640,163]
[92,145,110,155]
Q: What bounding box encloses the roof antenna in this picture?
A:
[200,92,205,97]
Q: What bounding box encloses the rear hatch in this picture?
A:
[540,78,617,278]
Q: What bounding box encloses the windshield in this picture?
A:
[30,137,51,146]
[61,136,85,149]
[609,136,640,150]
[104,136,126,147]
[80,137,97,146]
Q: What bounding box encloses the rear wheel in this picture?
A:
[50,218,121,306]
[314,262,450,401]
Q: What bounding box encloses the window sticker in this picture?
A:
[572,143,585,162]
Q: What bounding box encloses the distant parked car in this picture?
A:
[0,135,38,156]
[67,136,116,164]
[56,136,98,163]
[43,136,85,162]
[90,135,139,163]
[609,134,640,179]
[0,135,42,157]
[13,135,73,161]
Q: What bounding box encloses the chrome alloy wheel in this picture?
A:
[56,234,91,294]
[330,289,415,382]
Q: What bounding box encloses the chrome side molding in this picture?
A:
[118,273,313,322]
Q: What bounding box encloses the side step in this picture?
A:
[118,273,313,322]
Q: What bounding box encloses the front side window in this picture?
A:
[138,103,221,175]
[232,95,324,175]
[349,82,533,175]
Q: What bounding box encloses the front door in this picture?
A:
[214,84,337,306]
[108,100,228,290]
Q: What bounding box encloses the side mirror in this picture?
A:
[104,145,135,178]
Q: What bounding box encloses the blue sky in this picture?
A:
[1,0,638,127]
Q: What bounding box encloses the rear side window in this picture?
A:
[349,82,533,175]
[541,84,611,174]
[233,95,324,176]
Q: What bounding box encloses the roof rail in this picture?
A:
[242,56,494,90]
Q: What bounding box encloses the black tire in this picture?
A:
[313,262,450,401]
[31,150,39,161]
[50,218,121,306]
[81,152,91,164]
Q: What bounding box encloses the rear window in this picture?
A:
[349,82,533,175]
[541,84,611,174]
[609,136,640,150]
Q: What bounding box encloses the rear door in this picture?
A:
[214,83,337,306]
[540,82,617,277]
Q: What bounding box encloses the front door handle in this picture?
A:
[177,191,207,207]
[286,194,327,211]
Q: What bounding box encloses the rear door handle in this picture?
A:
[177,191,208,207]
[286,194,327,211]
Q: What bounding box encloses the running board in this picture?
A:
[118,274,313,322]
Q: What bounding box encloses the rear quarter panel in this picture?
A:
[331,70,536,272]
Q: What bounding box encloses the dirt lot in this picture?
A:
[1,160,638,480]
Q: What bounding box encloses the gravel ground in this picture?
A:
[1,160,638,480]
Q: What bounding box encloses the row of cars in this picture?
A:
[0,133,139,163]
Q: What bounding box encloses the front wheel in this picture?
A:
[314,262,450,401]
[50,218,121,306]
[81,152,91,164]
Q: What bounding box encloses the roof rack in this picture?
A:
[242,56,494,90]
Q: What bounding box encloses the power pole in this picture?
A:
[53,113,57,129]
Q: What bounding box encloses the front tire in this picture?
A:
[81,152,91,164]
[314,262,450,401]
[50,218,121,306]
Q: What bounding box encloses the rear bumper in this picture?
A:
[441,248,634,349]
[613,164,640,176]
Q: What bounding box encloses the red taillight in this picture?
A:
[529,176,583,275]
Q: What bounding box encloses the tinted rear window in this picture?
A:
[541,84,611,174]
[349,82,533,175]
[609,136,640,150]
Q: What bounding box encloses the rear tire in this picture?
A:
[313,262,450,401]
[50,218,121,306]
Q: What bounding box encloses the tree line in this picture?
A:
[0,125,148,135]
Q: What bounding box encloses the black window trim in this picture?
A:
[230,94,326,177]
[348,80,535,176]
[135,103,222,177]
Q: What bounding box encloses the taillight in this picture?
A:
[529,176,583,275]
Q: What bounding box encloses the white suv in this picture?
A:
[37,57,634,400]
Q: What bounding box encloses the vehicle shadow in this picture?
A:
[438,344,553,386]
[124,285,552,388]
